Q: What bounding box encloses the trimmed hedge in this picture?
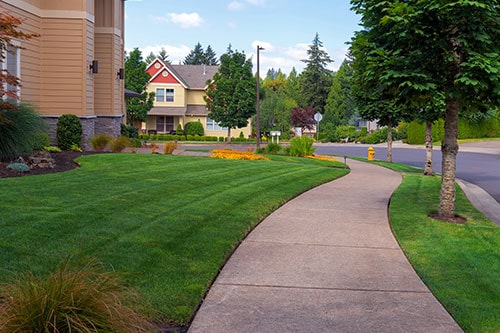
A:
[56,114,82,150]
[184,122,204,136]
[406,115,499,144]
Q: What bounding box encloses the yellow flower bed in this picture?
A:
[307,155,339,162]
[210,149,269,161]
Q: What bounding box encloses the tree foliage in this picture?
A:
[350,0,500,219]
[204,47,256,142]
[290,107,315,135]
[299,33,333,112]
[124,48,154,125]
[323,59,356,128]
[145,47,170,65]
[0,12,39,113]
[184,42,219,65]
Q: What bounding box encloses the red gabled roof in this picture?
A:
[145,58,218,89]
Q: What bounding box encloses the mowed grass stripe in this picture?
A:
[0,153,347,323]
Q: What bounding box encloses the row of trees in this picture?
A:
[349,0,499,221]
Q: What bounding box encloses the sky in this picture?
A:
[124,0,361,77]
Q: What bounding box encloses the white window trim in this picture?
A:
[1,43,21,101]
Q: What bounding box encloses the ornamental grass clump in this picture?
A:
[163,141,178,154]
[109,135,131,153]
[210,149,268,161]
[90,134,112,151]
[0,258,153,332]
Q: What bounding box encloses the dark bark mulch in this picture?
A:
[0,151,86,179]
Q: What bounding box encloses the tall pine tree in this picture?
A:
[299,33,333,112]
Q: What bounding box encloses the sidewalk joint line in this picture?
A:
[216,282,430,294]
[245,239,400,251]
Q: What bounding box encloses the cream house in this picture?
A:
[145,58,253,138]
[0,0,125,148]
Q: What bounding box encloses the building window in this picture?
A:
[156,88,164,102]
[156,116,174,133]
[166,89,174,102]
[1,45,20,101]
[206,117,227,131]
[155,88,174,103]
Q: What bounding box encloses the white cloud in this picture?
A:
[131,44,191,65]
[154,12,204,29]
[246,0,265,5]
[228,1,244,11]
[228,0,265,11]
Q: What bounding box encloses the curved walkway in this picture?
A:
[189,160,462,332]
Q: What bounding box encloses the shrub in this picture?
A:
[176,123,184,135]
[32,132,50,151]
[289,136,316,157]
[44,146,62,153]
[7,162,30,173]
[163,141,178,154]
[265,143,282,155]
[90,134,112,151]
[109,136,130,153]
[129,138,142,148]
[121,124,139,139]
[56,114,82,150]
[184,121,204,136]
[0,104,45,161]
[0,258,152,332]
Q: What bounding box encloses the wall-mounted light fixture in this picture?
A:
[89,60,98,74]
[117,68,124,80]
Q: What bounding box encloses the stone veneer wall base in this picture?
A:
[43,115,123,151]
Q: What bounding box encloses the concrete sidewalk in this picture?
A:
[188,160,462,332]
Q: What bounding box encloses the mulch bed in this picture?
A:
[0,151,86,179]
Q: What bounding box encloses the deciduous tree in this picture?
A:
[290,107,315,136]
[0,12,39,114]
[350,0,500,220]
[204,47,256,143]
[124,48,154,126]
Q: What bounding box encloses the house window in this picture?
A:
[166,89,174,102]
[155,88,174,103]
[206,117,227,131]
[1,45,20,101]
[156,116,174,133]
[156,88,164,102]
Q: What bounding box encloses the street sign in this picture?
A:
[314,112,323,122]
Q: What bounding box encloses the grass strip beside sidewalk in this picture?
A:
[390,173,500,333]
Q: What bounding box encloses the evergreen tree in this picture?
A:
[184,42,206,65]
[204,47,256,143]
[299,33,333,112]
[323,59,355,128]
[124,48,154,126]
[284,67,301,103]
[145,52,156,65]
[204,45,219,65]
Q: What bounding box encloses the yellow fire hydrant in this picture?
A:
[368,146,375,161]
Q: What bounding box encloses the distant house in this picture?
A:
[1,0,125,148]
[144,59,253,138]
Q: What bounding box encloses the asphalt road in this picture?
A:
[315,144,500,204]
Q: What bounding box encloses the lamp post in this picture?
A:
[256,45,264,147]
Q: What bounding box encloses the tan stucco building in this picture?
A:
[1,0,125,148]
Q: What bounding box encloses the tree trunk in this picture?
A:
[227,127,231,144]
[386,122,393,163]
[424,121,433,176]
[439,98,459,220]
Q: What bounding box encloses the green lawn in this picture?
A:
[390,174,500,333]
[0,153,347,324]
